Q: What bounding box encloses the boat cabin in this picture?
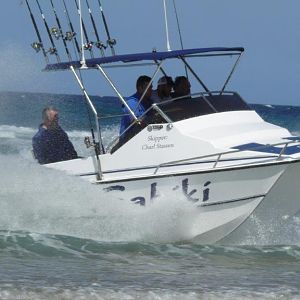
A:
[112,91,251,151]
[44,47,248,154]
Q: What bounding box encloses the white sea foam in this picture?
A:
[291,130,300,136]
[0,124,116,140]
[264,104,274,109]
[0,287,299,300]
[0,154,200,243]
[0,131,15,139]
[0,124,35,138]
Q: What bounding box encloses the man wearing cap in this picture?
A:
[151,76,174,103]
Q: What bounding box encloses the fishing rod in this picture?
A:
[96,0,116,55]
[85,0,106,57]
[24,0,49,64]
[34,0,60,62]
[74,0,94,58]
[49,0,72,61]
[62,0,81,57]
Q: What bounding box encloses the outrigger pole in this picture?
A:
[97,0,116,55]
[49,0,72,62]
[172,0,188,78]
[74,0,94,59]
[24,0,49,64]
[35,0,60,62]
[85,0,106,57]
[62,0,81,56]
[172,0,184,53]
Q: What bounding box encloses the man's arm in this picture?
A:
[124,97,145,120]
[60,129,78,160]
[32,135,47,164]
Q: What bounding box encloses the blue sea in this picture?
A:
[0,91,300,299]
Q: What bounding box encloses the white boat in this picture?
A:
[25,1,300,243]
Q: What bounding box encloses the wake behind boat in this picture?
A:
[24,0,300,243]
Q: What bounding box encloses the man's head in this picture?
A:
[136,75,152,99]
[157,76,174,98]
[174,76,191,97]
[42,107,59,129]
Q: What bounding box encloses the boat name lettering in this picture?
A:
[103,179,211,206]
[142,135,174,150]
[148,135,168,143]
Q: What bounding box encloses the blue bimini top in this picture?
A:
[44,47,244,71]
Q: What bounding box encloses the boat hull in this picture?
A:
[99,162,284,205]
[97,161,298,243]
[45,157,300,243]
[219,161,300,244]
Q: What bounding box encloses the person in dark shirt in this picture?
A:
[32,107,78,164]
[172,76,191,99]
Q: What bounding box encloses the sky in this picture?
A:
[0,0,299,105]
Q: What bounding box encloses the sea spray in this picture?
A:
[1,93,300,298]
[0,154,200,243]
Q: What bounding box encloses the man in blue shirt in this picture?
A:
[32,107,78,164]
[120,75,153,138]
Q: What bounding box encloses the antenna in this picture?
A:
[78,0,86,65]
[75,0,94,64]
[163,0,171,51]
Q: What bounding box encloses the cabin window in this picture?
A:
[153,92,251,122]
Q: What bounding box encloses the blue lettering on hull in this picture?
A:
[103,178,211,206]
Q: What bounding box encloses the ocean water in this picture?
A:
[0,91,300,299]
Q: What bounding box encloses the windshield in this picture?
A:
[148,91,251,123]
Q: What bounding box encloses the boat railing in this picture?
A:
[153,139,300,174]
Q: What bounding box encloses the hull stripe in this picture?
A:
[200,194,265,207]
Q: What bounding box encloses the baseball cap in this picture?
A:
[157,76,174,86]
